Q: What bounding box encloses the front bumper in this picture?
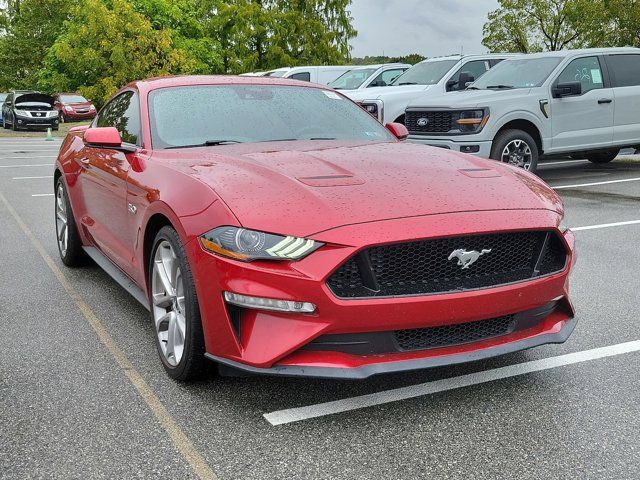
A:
[64,111,96,121]
[189,209,575,378]
[14,114,59,130]
[408,135,492,158]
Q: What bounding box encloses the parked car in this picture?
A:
[405,48,640,172]
[55,93,97,122]
[0,92,8,122]
[2,91,59,131]
[54,75,575,380]
[263,65,354,84]
[328,63,410,92]
[346,54,513,124]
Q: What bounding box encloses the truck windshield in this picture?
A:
[329,68,377,90]
[472,57,562,89]
[391,60,458,86]
[149,85,394,149]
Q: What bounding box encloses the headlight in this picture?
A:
[199,226,323,262]
[64,105,73,112]
[359,100,384,122]
[455,108,489,133]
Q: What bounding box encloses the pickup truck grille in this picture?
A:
[405,110,458,133]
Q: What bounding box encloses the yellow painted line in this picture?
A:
[0,191,218,480]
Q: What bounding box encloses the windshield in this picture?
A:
[61,94,88,103]
[391,60,458,86]
[329,68,377,90]
[472,57,562,89]
[149,85,394,149]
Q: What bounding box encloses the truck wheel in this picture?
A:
[491,129,539,172]
[586,149,619,164]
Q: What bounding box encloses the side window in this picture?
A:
[95,91,141,145]
[556,56,604,94]
[447,60,490,91]
[605,54,640,87]
[289,72,311,82]
[490,59,505,67]
[368,68,406,87]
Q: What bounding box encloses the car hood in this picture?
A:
[155,140,562,238]
[408,88,531,109]
[14,93,55,107]
[345,84,430,101]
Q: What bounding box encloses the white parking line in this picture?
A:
[572,220,640,231]
[12,176,54,180]
[263,340,640,426]
[0,164,54,168]
[0,156,57,160]
[541,159,589,166]
[553,177,640,189]
[31,193,54,197]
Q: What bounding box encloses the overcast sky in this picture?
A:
[349,0,500,58]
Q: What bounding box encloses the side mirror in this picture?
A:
[458,72,475,88]
[552,81,582,98]
[386,122,409,140]
[83,127,136,153]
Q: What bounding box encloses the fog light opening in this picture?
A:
[223,291,316,314]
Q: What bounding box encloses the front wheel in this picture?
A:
[586,149,619,164]
[149,226,207,381]
[490,129,539,172]
[11,115,17,131]
[55,178,86,267]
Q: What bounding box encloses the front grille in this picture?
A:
[395,315,516,351]
[327,231,567,298]
[405,110,459,133]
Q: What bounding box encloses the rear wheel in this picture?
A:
[491,129,539,172]
[55,178,85,267]
[149,226,207,381]
[586,149,619,164]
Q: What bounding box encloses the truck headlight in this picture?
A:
[199,226,323,262]
[455,108,489,133]
[359,100,384,122]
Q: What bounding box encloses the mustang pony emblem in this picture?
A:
[448,248,492,269]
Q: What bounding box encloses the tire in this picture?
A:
[586,149,619,164]
[55,178,86,267]
[2,117,7,129]
[490,129,539,172]
[59,113,65,123]
[148,226,207,381]
[11,114,17,131]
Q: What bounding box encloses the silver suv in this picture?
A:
[405,48,640,172]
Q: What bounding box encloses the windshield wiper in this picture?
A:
[466,86,481,90]
[165,140,242,149]
[398,82,418,85]
[486,84,515,90]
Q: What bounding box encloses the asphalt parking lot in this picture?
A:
[1,135,639,479]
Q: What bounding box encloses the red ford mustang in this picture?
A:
[54,76,576,380]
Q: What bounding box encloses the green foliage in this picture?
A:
[204,0,357,73]
[482,0,610,52]
[38,0,205,105]
[351,54,426,65]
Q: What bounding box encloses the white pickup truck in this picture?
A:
[344,54,513,124]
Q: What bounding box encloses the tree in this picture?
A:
[482,0,609,53]
[0,0,73,90]
[203,0,357,73]
[38,0,205,105]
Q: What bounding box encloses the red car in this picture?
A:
[54,93,97,122]
[54,76,576,381]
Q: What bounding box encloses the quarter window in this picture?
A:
[605,54,640,87]
[556,56,604,94]
[95,91,141,145]
[289,72,311,82]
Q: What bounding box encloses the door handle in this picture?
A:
[598,98,612,104]
[78,157,90,168]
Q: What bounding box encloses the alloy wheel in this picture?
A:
[501,139,533,170]
[151,240,186,367]
[55,183,69,256]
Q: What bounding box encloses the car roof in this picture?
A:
[348,63,411,70]
[419,53,518,64]
[504,47,640,59]
[128,74,331,94]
